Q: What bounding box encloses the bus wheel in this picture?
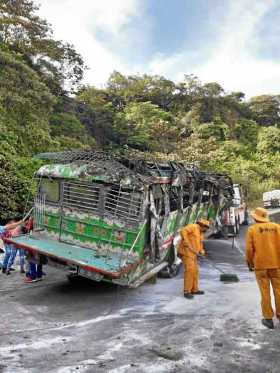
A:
[158,263,180,278]
[242,210,249,225]
[212,230,224,239]
[235,218,240,235]
[220,225,229,239]
[67,273,81,284]
[158,244,181,278]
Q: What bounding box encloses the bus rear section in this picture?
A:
[9,160,149,286]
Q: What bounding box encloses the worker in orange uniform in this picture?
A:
[178,219,210,299]
[246,207,280,329]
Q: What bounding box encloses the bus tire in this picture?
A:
[242,210,249,225]
[235,218,240,235]
[158,245,181,278]
[220,225,229,239]
[159,263,180,278]
[67,273,81,284]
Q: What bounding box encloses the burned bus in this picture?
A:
[8,151,234,287]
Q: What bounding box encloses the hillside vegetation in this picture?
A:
[1,0,280,219]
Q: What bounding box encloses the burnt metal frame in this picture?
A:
[34,178,144,232]
[35,151,197,181]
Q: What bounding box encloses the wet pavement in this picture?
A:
[0,227,280,372]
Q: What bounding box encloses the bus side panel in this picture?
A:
[36,206,146,258]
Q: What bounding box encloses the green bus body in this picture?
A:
[9,153,233,287]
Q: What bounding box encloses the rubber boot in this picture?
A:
[192,290,205,295]
[184,293,194,299]
[262,319,274,329]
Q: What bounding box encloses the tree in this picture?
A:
[0,50,55,155]
[106,71,176,111]
[50,112,96,149]
[171,74,202,114]
[196,117,228,141]
[0,153,42,220]
[76,87,116,146]
[248,95,280,126]
[50,113,88,140]
[174,134,219,167]
[202,82,224,97]
[0,0,85,93]
[114,101,180,152]
[232,119,259,148]
[257,126,280,154]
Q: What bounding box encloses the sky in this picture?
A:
[36,0,280,98]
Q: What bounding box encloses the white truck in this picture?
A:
[221,184,248,235]
[263,190,280,208]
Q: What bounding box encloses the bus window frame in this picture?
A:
[39,178,61,204]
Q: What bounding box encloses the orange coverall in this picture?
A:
[178,223,205,294]
[246,222,280,319]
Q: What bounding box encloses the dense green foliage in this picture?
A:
[0,0,91,220]
[1,1,280,219]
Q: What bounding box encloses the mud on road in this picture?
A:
[1,227,280,373]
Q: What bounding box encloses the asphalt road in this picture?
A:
[0,226,280,373]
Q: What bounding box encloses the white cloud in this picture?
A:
[194,0,279,97]
[36,0,280,97]
[148,0,279,98]
[36,0,145,86]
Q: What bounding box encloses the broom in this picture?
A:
[201,255,239,282]
[188,245,240,283]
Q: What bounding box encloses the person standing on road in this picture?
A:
[0,220,23,270]
[178,219,210,299]
[3,225,26,275]
[1,221,26,274]
[246,207,280,329]
[25,261,43,283]
[2,224,20,274]
[25,252,46,283]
